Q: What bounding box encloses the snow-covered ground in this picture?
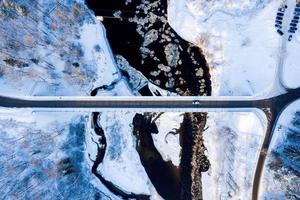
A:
[0,108,120,199]
[98,111,154,195]
[1,0,298,199]
[0,0,161,198]
[202,111,266,199]
[0,0,119,96]
[283,33,300,89]
[279,0,300,89]
[259,99,300,199]
[0,107,161,199]
[151,112,183,166]
[168,0,292,96]
[166,1,298,199]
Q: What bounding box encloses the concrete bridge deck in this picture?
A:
[0,88,298,112]
[0,88,299,200]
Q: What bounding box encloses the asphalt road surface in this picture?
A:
[0,87,299,200]
[0,88,298,110]
[0,95,262,109]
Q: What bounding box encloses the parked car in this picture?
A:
[278,8,285,12]
[290,26,297,30]
[289,29,295,33]
[277,12,284,16]
[293,12,300,16]
[290,23,297,27]
[288,35,293,41]
[276,20,283,24]
[297,3,300,8]
[276,16,283,20]
[295,8,300,12]
[277,29,284,35]
[275,24,282,29]
[291,19,299,23]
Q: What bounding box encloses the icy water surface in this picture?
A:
[86,0,211,96]
[86,0,211,199]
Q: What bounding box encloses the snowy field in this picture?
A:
[202,111,266,199]
[0,0,160,198]
[1,0,299,199]
[259,99,300,199]
[0,108,120,199]
[283,34,300,88]
[281,0,300,89]
[167,0,299,96]
[0,0,119,96]
[166,0,300,199]
[0,107,163,199]
[98,111,154,195]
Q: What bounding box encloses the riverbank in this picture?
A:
[85,0,212,199]
[86,0,211,96]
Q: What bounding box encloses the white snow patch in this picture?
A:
[152,112,183,166]
[283,34,300,89]
[80,23,120,88]
[168,0,281,96]
[203,111,265,199]
[99,111,153,195]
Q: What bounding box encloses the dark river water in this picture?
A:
[86,0,211,96]
[86,0,211,199]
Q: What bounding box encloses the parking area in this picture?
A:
[275,1,300,41]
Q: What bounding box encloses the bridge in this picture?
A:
[0,95,263,111]
[0,87,299,200]
[0,88,299,111]
[0,0,298,199]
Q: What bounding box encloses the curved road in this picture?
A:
[252,1,299,199]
